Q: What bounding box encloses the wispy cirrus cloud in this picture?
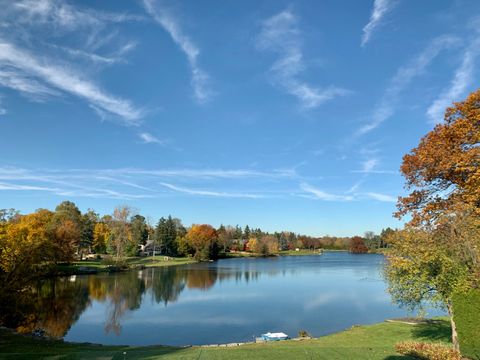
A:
[143,0,213,104]
[10,0,143,30]
[0,41,143,124]
[52,41,137,65]
[0,166,296,200]
[365,192,396,202]
[361,158,379,173]
[357,35,458,135]
[361,0,397,47]
[351,158,396,174]
[0,95,6,115]
[301,182,396,203]
[426,27,480,124]
[138,132,165,144]
[301,182,354,201]
[160,182,263,199]
[0,0,143,123]
[256,10,349,109]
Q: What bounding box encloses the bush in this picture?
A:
[298,330,310,338]
[101,257,129,270]
[395,341,461,360]
[453,290,480,359]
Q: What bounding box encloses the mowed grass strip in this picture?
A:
[0,318,452,359]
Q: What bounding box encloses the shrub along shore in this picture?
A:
[0,317,453,360]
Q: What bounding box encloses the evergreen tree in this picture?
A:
[243,225,251,240]
[154,216,178,256]
[234,225,242,239]
[154,217,167,255]
[164,216,178,256]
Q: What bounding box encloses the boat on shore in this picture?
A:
[260,332,289,341]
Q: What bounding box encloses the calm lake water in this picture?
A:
[19,253,441,345]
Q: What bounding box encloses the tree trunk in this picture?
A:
[447,302,460,351]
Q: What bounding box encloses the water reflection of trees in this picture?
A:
[0,264,275,338]
[0,277,90,337]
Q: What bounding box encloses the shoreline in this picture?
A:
[51,250,376,276]
[0,317,452,359]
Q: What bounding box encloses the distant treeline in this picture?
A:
[0,202,392,286]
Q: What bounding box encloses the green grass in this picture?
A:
[55,256,196,275]
[279,249,323,256]
[126,256,196,268]
[0,318,452,359]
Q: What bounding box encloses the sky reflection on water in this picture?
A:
[55,253,443,345]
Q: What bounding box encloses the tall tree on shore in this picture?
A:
[109,206,132,260]
[93,222,110,254]
[396,89,480,226]
[81,209,98,253]
[185,224,219,261]
[386,89,480,350]
[131,215,148,255]
[51,201,83,257]
[243,225,251,241]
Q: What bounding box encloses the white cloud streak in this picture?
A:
[256,10,349,109]
[361,158,379,173]
[301,182,396,203]
[10,0,143,31]
[0,95,6,115]
[0,166,296,200]
[143,0,212,104]
[0,41,143,124]
[361,0,397,47]
[160,182,263,199]
[364,192,396,202]
[300,183,354,202]
[138,132,165,144]
[357,35,458,135]
[426,33,480,124]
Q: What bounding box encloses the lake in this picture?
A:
[11,253,440,345]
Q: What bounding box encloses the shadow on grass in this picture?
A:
[410,319,451,343]
[0,329,189,360]
[384,356,415,360]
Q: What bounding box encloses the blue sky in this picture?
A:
[0,0,479,236]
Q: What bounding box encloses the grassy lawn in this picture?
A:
[279,249,323,256]
[126,256,196,268]
[0,318,452,359]
[55,256,196,275]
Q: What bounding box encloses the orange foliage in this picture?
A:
[396,89,480,225]
[185,224,218,260]
[350,236,368,253]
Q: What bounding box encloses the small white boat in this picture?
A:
[260,332,289,341]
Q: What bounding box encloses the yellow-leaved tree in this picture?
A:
[386,89,480,350]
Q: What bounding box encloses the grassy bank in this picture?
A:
[0,318,452,359]
[279,249,323,256]
[54,256,196,276]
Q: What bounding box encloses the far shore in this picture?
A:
[52,249,384,276]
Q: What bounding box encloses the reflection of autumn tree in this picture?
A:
[88,276,109,302]
[186,268,218,290]
[148,267,186,306]
[0,277,90,338]
[104,271,145,335]
[34,278,90,337]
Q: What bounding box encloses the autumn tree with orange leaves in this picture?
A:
[386,89,480,351]
[185,224,219,261]
[349,236,368,254]
[396,89,480,226]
